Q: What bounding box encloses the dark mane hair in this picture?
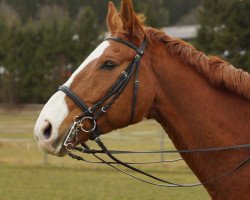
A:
[145,27,250,100]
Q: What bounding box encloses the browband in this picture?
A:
[105,37,147,56]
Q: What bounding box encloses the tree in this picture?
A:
[0,0,204,104]
[75,6,101,66]
[0,2,21,104]
[0,3,103,104]
[163,0,202,25]
[134,0,169,27]
[21,5,76,103]
[197,0,250,72]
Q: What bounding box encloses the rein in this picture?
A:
[59,37,250,187]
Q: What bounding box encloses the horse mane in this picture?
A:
[145,27,250,100]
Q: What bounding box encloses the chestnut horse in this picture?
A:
[34,0,250,199]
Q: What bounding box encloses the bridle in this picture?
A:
[59,37,250,187]
[59,37,147,143]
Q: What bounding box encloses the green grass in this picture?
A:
[0,106,210,200]
[0,164,209,200]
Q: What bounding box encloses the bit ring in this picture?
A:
[80,117,97,133]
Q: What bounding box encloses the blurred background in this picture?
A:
[0,0,249,199]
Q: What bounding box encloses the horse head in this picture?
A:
[34,0,155,156]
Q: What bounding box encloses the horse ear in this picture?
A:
[106,2,122,35]
[119,0,145,41]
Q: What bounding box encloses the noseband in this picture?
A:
[59,37,250,187]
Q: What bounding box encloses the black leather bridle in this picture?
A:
[59,37,147,142]
[59,37,250,187]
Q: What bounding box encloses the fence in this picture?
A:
[0,128,171,166]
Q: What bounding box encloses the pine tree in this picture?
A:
[134,0,169,27]
[197,0,250,72]
[164,0,202,25]
[0,2,21,104]
[75,6,101,66]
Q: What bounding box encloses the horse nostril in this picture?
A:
[43,122,52,140]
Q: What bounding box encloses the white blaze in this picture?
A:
[34,41,110,154]
[34,91,67,141]
[64,41,110,87]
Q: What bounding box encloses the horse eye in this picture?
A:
[101,60,117,70]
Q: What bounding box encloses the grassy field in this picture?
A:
[0,105,210,200]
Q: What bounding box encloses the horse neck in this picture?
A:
[147,43,250,199]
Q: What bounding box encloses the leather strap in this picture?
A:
[105,37,147,55]
[59,86,91,115]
